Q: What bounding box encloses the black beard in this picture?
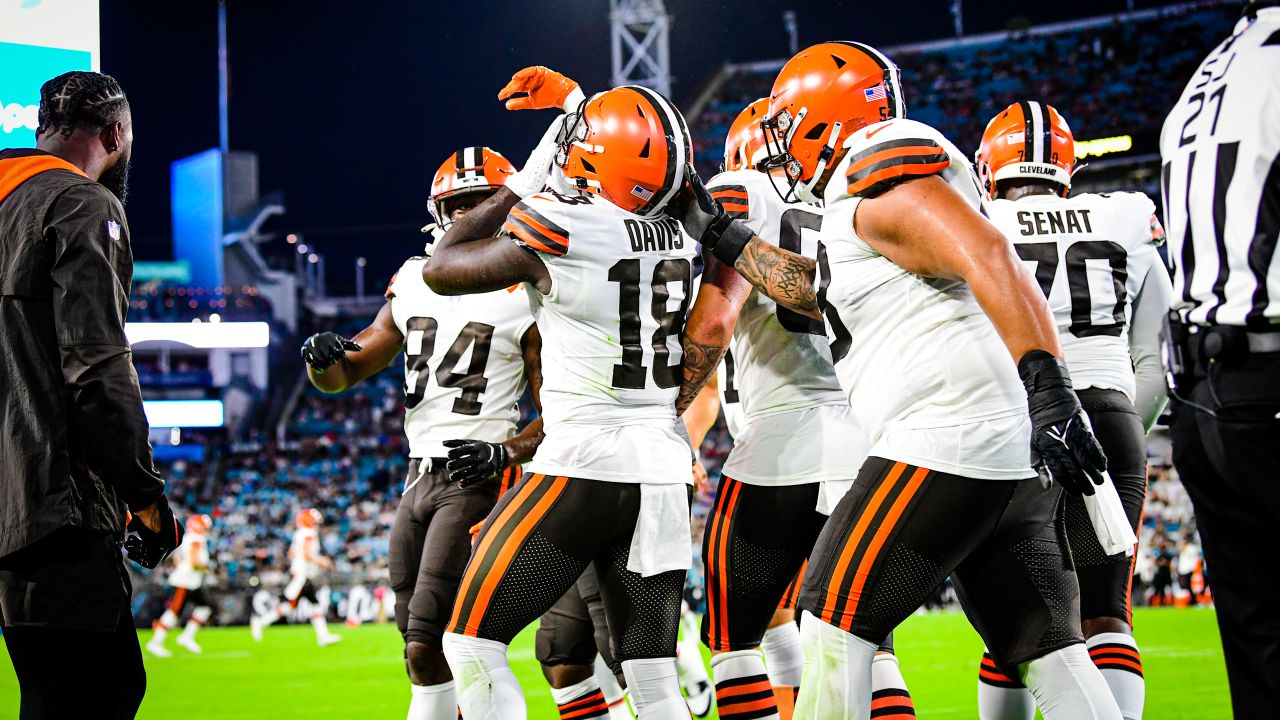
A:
[99,156,131,205]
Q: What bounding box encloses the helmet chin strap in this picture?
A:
[796,120,843,204]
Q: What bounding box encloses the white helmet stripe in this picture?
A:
[1027,102,1046,164]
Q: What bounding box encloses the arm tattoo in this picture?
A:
[734,237,820,316]
[676,337,728,417]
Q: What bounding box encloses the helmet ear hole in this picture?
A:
[804,122,829,141]
[639,138,651,159]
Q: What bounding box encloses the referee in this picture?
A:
[1159,2,1280,715]
[0,72,182,718]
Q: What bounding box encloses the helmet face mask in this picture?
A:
[556,86,690,217]
[764,41,905,204]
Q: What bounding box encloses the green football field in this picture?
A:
[0,607,1230,718]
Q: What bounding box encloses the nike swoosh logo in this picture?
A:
[865,122,894,139]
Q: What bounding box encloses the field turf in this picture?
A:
[0,607,1229,718]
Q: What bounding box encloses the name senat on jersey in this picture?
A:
[1015,208,1095,236]
[623,217,685,253]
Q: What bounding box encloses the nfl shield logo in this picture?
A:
[106,220,121,240]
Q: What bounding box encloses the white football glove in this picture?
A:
[507,114,568,199]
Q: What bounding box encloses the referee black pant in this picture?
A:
[1170,347,1280,716]
[5,612,146,718]
[0,527,146,719]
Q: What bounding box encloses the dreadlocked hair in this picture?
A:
[37,71,130,139]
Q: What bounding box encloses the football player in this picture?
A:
[663,42,1122,720]
[972,102,1172,720]
[682,98,916,720]
[251,508,341,646]
[295,146,545,720]
[425,66,752,719]
[146,513,215,657]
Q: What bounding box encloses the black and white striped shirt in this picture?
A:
[1160,6,1280,328]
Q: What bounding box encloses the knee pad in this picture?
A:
[760,623,804,687]
[621,658,684,719]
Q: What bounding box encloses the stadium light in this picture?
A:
[143,399,225,428]
[1074,134,1133,159]
[125,321,270,348]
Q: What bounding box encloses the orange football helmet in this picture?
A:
[724,98,770,172]
[556,86,693,217]
[975,101,1076,200]
[296,508,322,529]
[763,41,905,201]
[429,147,516,228]
[186,513,212,534]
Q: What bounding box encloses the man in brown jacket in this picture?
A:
[0,71,182,719]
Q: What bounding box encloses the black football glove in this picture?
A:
[125,495,183,569]
[1019,350,1108,496]
[443,439,510,488]
[663,164,755,267]
[301,332,362,372]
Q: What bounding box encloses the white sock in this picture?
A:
[621,658,686,719]
[711,649,778,719]
[871,652,915,717]
[794,611,877,720]
[1024,645,1122,720]
[442,632,525,720]
[552,676,610,719]
[595,655,627,705]
[407,681,456,720]
[311,613,331,638]
[181,606,212,640]
[760,623,803,688]
[151,609,178,643]
[977,650,1035,720]
[1087,633,1144,720]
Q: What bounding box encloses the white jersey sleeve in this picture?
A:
[388,257,534,459]
[816,118,1032,480]
[986,191,1167,403]
[502,192,697,485]
[705,169,847,420]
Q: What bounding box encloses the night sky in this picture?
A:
[98,0,1177,294]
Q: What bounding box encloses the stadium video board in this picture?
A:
[0,0,100,149]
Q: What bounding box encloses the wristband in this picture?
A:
[705,215,755,268]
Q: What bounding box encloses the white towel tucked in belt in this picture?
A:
[817,479,854,516]
[628,484,693,577]
[1084,470,1138,556]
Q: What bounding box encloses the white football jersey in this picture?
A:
[705,169,848,420]
[987,192,1166,401]
[168,532,209,590]
[716,351,746,439]
[818,118,1033,480]
[706,169,867,486]
[388,257,535,459]
[289,527,320,579]
[504,191,696,485]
